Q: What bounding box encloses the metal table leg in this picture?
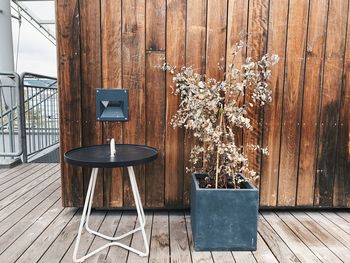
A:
[73,167,149,263]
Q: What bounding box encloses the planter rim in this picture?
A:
[192,173,258,192]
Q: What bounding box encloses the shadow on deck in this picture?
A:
[0,164,349,263]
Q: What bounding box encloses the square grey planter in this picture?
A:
[191,173,259,251]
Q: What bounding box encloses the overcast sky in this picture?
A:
[11,1,57,77]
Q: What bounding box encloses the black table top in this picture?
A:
[64,144,158,168]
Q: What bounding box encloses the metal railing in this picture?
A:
[0,72,23,157]
[0,72,59,162]
[21,73,59,162]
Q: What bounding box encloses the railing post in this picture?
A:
[19,73,27,163]
[1,72,58,161]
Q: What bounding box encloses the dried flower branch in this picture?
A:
[158,40,279,189]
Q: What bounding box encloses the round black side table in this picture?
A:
[64,144,158,263]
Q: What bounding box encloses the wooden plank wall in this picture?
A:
[56,0,350,208]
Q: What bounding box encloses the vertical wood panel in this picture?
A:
[206,0,227,79]
[245,0,269,187]
[334,3,350,207]
[260,0,288,207]
[146,0,166,51]
[101,0,123,208]
[165,0,186,207]
[186,0,207,74]
[79,0,103,207]
[145,0,166,208]
[57,0,350,208]
[226,0,249,66]
[183,0,207,206]
[145,52,166,207]
[56,0,83,207]
[297,0,328,206]
[122,0,146,207]
[315,0,349,207]
[278,0,309,206]
[226,0,249,157]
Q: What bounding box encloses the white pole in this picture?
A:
[0,0,15,72]
[0,0,16,161]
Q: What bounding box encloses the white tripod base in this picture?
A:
[73,167,149,263]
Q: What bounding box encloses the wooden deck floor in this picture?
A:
[0,164,350,263]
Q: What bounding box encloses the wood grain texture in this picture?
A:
[306,212,350,249]
[56,0,83,207]
[183,0,207,206]
[186,0,207,74]
[277,211,342,263]
[165,0,186,207]
[232,251,256,263]
[145,0,166,209]
[211,251,235,263]
[127,212,153,263]
[16,208,77,263]
[297,0,328,207]
[225,0,249,156]
[0,165,59,209]
[0,199,64,262]
[0,164,52,201]
[0,190,60,249]
[149,212,170,263]
[226,0,249,66]
[244,0,269,189]
[315,0,349,207]
[61,211,106,262]
[38,210,81,262]
[0,164,35,181]
[292,212,350,262]
[0,181,60,234]
[121,0,146,207]
[145,52,166,208]
[169,212,192,263]
[79,0,103,207]
[260,0,288,207]
[253,233,278,263]
[57,0,350,208]
[278,0,309,206]
[146,0,166,51]
[85,211,122,262]
[322,212,350,235]
[262,212,321,262]
[101,0,123,208]
[0,168,10,175]
[106,212,137,261]
[0,165,41,192]
[258,215,299,262]
[337,211,350,222]
[206,0,227,79]
[3,169,350,262]
[0,175,60,222]
[333,1,350,207]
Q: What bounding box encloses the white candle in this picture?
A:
[110,138,116,157]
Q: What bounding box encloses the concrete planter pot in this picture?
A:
[191,173,259,251]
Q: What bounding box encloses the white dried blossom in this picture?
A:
[248,144,269,155]
[159,40,278,188]
[156,63,176,74]
[190,145,205,165]
[224,103,251,129]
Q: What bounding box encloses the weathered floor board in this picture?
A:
[0,164,349,263]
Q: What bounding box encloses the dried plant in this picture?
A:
[159,40,279,189]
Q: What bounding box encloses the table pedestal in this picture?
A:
[73,167,149,263]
